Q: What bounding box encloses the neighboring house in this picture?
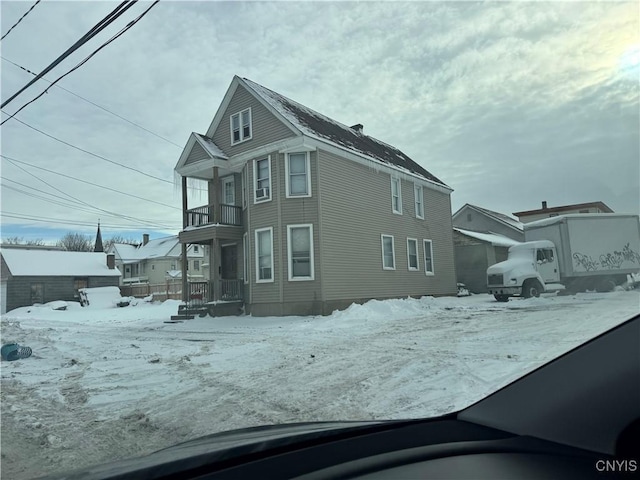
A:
[173,76,457,317]
[0,248,121,314]
[107,234,206,285]
[453,228,520,294]
[513,201,614,223]
[452,204,524,242]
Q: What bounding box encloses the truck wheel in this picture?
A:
[522,280,542,298]
[494,295,509,302]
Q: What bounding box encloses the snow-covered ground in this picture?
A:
[1,291,638,479]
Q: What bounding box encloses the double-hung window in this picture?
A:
[222,176,235,205]
[381,235,395,270]
[287,225,314,280]
[414,184,424,219]
[255,227,274,282]
[231,108,252,144]
[243,233,249,284]
[407,238,419,271]
[424,239,434,275]
[254,157,271,202]
[286,152,311,197]
[391,177,402,214]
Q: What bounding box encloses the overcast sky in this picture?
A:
[1,0,638,244]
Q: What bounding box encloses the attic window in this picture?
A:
[231,108,252,144]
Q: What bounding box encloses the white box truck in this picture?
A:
[487,214,640,301]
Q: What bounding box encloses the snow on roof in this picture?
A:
[241,78,448,188]
[462,204,523,231]
[111,236,179,261]
[454,228,521,248]
[193,133,228,159]
[1,249,121,277]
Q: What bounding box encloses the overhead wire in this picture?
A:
[1,56,182,148]
[0,212,173,230]
[1,1,137,109]
[1,0,42,41]
[1,154,181,210]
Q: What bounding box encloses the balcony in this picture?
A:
[181,204,243,243]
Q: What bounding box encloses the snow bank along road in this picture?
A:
[1,291,638,479]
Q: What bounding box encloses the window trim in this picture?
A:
[243,233,249,284]
[381,234,396,270]
[287,224,315,281]
[285,152,312,198]
[414,184,424,219]
[230,107,252,145]
[242,167,248,210]
[255,227,274,283]
[423,239,434,275]
[407,238,419,271]
[222,175,235,206]
[391,177,402,215]
[253,156,272,203]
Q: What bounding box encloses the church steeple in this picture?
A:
[94,222,104,252]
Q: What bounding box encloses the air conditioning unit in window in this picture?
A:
[256,188,269,199]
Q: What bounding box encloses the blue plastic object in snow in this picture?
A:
[1,343,32,361]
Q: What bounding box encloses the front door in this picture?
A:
[536,248,560,283]
[221,244,238,280]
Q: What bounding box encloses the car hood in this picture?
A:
[49,420,393,480]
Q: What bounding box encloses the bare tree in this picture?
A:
[2,236,45,245]
[104,235,140,252]
[57,232,93,252]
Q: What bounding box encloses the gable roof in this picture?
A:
[453,204,523,232]
[1,249,121,277]
[109,236,182,263]
[513,201,614,217]
[240,77,448,187]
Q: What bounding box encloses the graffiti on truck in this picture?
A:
[574,244,640,271]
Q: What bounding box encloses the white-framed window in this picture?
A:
[243,233,249,284]
[222,176,235,205]
[391,177,402,214]
[242,167,248,209]
[381,235,395,270]
[193,245,199,253]
[230,108,252,144]
[414,184,424,219]
[287,224,314,281]
[424,239,434,275]
[407,238,419,271]
[254,157,271,203]
[193,260,200,271]
[285,152,311,198]
[255,227,274,282]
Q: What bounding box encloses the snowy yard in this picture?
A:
[1,291,639,479]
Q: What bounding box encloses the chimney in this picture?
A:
[542,201,547,210]
[106,253,115,270]
[350,124,363,134]
[143,234,149,246]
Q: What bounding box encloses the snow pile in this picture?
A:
[78,286,123,309]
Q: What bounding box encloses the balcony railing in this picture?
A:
[185,204,242,228]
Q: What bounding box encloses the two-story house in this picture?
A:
[108,234,206,286]
[173,76,457,317]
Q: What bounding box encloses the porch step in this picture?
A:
[170,314,195,321]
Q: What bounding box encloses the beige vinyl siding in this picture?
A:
[212,86,295,156]
[278,151,321,303]
[247,151,280,304]
[184,142,210,166]
[317,149,456,301]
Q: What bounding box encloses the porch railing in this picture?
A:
[221,279,243,301]
[188,281,209,304]
[185,204,242,228]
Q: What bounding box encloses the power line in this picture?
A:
[2,1,137,109]
[1,212,177,231]
[2,1,161,124]
[1,0,42,41]
[2,113,175,185]
[3,157,176,230]
[1,56,182,148]
[1,154,181,210]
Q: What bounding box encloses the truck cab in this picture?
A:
[487,240,560,302]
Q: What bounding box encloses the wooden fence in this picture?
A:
[120,281,182,301]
